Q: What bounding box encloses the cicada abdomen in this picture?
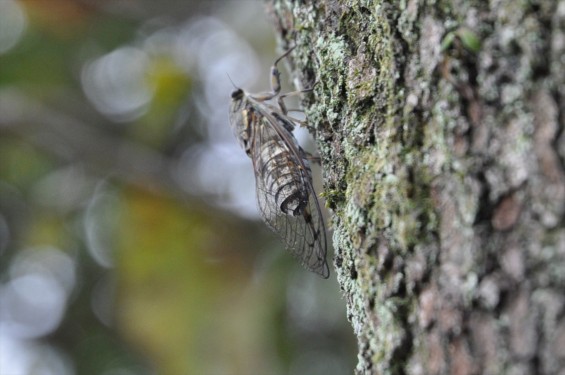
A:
[256,130,310,217]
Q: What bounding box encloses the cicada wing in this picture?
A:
[251,114,329,278]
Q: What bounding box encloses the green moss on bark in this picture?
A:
[269,0,565,373]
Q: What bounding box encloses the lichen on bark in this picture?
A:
[268,0,565,374]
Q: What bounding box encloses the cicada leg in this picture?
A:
[284,110,318,133]
[277,84,316,115]
[250,47,296,102]
[305,153,321,165]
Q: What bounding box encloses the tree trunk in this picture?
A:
[268,0,565,374]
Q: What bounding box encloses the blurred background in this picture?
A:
[0,1,356,374]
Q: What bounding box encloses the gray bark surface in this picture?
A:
[268,1,565,374]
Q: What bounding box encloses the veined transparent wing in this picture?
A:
[250,108,329,278]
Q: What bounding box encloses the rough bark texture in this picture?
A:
[268,0,565,374]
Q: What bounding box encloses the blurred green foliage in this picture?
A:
[0,1,356,374]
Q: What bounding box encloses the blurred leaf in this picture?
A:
[0,140,55,189]
[456,27,481,53]
[135,57,192,147]
[441,27,481,54]
[0,1,138,90]
[24,212,68,248]
[440,31,456,52]
[117,189,228,374]
[116,188,294,374]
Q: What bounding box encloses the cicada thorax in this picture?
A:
[256,127,311,216]
[228,91,253,156]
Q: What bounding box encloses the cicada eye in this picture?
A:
[231,89,244,99]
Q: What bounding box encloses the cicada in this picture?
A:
[228,48,329,278]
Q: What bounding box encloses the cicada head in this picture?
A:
[228,89,252,156]
[229,88,244,122]
[230,88,244,100]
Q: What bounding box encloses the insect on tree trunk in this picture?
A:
[267,0,565,374]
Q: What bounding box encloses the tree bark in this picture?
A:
[268,0,565,374]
